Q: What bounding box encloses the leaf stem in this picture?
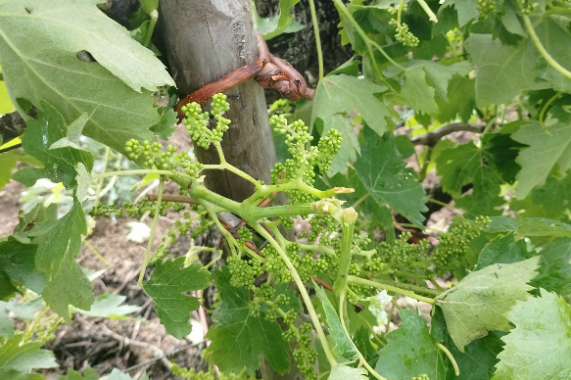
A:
[143,10,158,48]
[252,223,338,368]
[436,342,460,376]
[138,178,164,286]
[93,169,188,180]
[522,14,571,81]
[308,0,324,80]
[539,92,560,130]
[347,275,436,304]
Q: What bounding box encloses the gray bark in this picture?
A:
[159,0,277,202]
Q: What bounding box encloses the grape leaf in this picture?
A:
[435,257,539,351]
[440,0,479,27]
[465,34,547,107]
[354,128,428,227]
[57,368,99,380]
[28,201,86,278]
[311,74,390,136]
[530,238,571,296]
[435,75,476,124]
[41,261,94,320]
[476,232,530,270]
[0,66,13,114]
[13,101,93,189]
[0,335,58,380]
[313,282,358,362]
[492,289,571,380]
[375,310,447,380]
[150,109,177,140]
[77,294,141,319]
[0,271,17,299]
[0,0,166,154]
[328,365,368,380]
[143,257,210,339]
[0,150,18,191]
[255,0,302,39]
[6,297,45,320]
[512,121,571,199]
[516,217,571,238]
[435,140,506,215]
[400,65,439,114]
[204,268,291,374]
[0,302,13,338]
[536,17,571,92]
[75,163,91,202]
[0,238,45,293]
[529,172,571,220]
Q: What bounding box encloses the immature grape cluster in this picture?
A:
[520,0,538,14]
[90,199,185,218]
[413,374,430,380]
[283,322,317,380]
[476,0,496,17]
[227,255,264,288]
[180,93,231,149]
[389,19,419,48]
[269,115,342,204]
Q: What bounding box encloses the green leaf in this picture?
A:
[256,0,302,40]
[28,201,86,278]
[77,294,140,319]
[536,17,571,92]
[0,271,17,299]
[516,217,571,238]
[106,369,140,380]
[0,302,13,338]
[0,238,45,293]
[512,121,571,199]
[0,66,14,114]
[0,150,18,191]
[313,282,358,362]
[75,163,91,202]
[476,232,530,270]
[57,367,99,380]
[435,76,476,124]
[325,114,360,176]
[328,365,368,380]
[435,140,506,215]
[143,257,210,339]
[401,65,438,114]
[0,0,173,92]
[204,268,291,374]
[492,289,571,380]
[150,108,177,140]
[465,35,547,107]
[0,1,168,155]
[441,0,479,27]
[0,335,58,380]
[375,310,446,380]
[529,172,571,220]
[311,75,390,136]
[530,238,571,296]
[6,297,45,320]
[41,261,94,320]
[50,113,88,150]
[13,101,93,189]
[436,257,539,351]
[355,128,428,227]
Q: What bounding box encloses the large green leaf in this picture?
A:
[375,310,447,380]
[436,257,539,351]
[492,289,571,380]
[536,17,571,92]
[530,238,571,296]
[0,302,13,338]
[28,201,86,278]
[325,115,360,176]
[354,128,428,227]
[313,282,358,362]
[512,121,571,199]
[465,35,547,107]
[311,75,390,135]
[77,294,140,319]
[41,261,94,320]
[440,0,479,27]
[476,232,530,270]
[204,268,291,374]
[143,257,210,339]
[0,335,58,380]
[0,238,45,294]
[13,101,93,189]
[400,65,439,114]
[0,0,171,154]
[529,172,571,220]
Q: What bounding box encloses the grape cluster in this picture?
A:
[269,115,342,204]
[413,374,430,380]
[171,365,255,380]
[520,0,538,14]
[227,255,264,288]
[90,199,185,218]
[476,0,496,18]
[236,226,253,247]
[181,93,231,149]
[250,283,291,319]
[125,139,204,181]
[431,216,490,275]
[300,214,339,242]
[389,20,419,48]
[365,232,431,273]
[283,322,317,380]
